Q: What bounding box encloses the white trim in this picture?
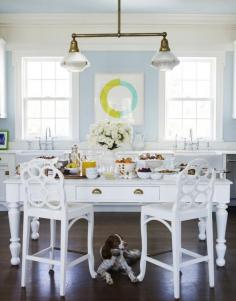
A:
[233,41,236,118]
[0,38,7,118]
[215,53,225,140]
[13,51,79,141]
[0,13,236,26]
[158,51,225,142]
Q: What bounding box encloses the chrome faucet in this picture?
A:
[183,129,199,150]
[45,127,51,142]
[189,129,193,144]
[38,127,54,150]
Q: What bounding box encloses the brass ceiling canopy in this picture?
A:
[61,0,179,72]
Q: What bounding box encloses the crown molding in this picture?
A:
[0,13,236,27]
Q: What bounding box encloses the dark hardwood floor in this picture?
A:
[0,209,235,301]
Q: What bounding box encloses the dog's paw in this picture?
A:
[91,271,97,279]
[107,278,114,285]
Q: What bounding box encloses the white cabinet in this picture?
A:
[0,154,15,206]
[0,39,6,118]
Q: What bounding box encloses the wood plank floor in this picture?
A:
[0,209,235,301]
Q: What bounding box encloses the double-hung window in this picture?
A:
[22,57,72,139]
[164,57,216,140]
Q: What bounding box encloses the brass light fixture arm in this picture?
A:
[71,0,168,40]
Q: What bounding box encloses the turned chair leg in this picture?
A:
[138,212,147,282]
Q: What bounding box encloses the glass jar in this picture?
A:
[70,144,80,166]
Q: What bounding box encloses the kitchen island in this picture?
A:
[4,176,231,268]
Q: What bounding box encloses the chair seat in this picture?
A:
[143,202,208,221]
[27,202,93,220]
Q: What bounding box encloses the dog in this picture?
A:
[97,234,141,285]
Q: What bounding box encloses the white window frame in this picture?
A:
[13,51,79,141]
[158,51,224,142]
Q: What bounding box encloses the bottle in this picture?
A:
[70,144,80,166]
[81,155,97,176]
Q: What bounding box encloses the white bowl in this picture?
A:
[137,171,151,179]
[144,159,164,170]
[64,167,80,175]
[150,172,163,180]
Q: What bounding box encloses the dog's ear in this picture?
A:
[101,235,115,259]
[101,244,112,259]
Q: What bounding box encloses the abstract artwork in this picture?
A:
[0,130,9,150]
[95,73,144,124]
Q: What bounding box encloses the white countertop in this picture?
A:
[1,149,236,155]
[4,175,232,185]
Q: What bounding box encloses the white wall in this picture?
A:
[0,14,235,52]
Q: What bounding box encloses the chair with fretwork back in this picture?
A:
[20,159,96,297]
[138,158,215,299]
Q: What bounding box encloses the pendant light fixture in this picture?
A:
[61,0,179,72]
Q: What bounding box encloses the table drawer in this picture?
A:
[76,186,160,203]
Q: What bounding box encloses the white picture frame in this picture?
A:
[95,73,144,125]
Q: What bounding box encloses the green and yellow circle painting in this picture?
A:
[100,79,138,118]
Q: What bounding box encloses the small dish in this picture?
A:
[86,173,98,179]
[137,172,151,179]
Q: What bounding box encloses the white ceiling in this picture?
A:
[0,0,236,14]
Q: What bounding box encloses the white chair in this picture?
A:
[20,159,96,297]
[138,159,215,299]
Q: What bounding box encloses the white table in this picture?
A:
[4,177,231,267]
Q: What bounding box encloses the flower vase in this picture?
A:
[100,150,116,179]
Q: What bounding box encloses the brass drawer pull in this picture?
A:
[92,188,102,195]
[134,188,144,195]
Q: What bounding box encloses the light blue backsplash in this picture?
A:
[0,50,235,142]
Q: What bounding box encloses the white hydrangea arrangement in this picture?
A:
[89,121,132,150]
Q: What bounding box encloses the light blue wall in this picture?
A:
[223,51,235,141]
[0,50,235,142]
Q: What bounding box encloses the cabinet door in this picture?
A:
[0,165,8,203]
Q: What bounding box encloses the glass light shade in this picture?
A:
[61,52,90,72]
[151,50,180,71]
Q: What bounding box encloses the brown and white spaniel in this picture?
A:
[97,234,141,285]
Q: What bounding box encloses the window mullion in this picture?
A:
[164,57,216,141]
[23,57,72,139]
